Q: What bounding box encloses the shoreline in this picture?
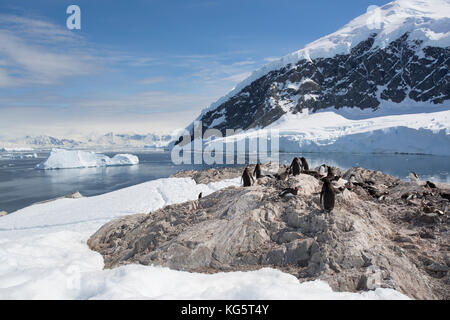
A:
[3,155,450,214]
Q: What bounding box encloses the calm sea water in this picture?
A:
[0,150,449,213]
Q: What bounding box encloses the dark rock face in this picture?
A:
[88,166,450,300]
[192,33,449,135]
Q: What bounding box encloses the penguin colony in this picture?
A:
[237,160,445,215]
[241,157,338,213]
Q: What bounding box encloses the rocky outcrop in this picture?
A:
[65,191,83,199]
[171,167,245,184]
[88,166,450,299]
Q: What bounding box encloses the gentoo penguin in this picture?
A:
[441,192,450,201]
[253,164,264,179]
[198,192,202,199]
[279,187,299,198]
[409,172,419,182]
[242,167,254,187]
[325,166,341,181]
[289,158,302,176]
[425,181,437,189]
[300,157,309,172]
[318,164,328,177]
[326,166,334,178]
[348,174,358,183]
[275,168,290,181]
[320,179,336,212]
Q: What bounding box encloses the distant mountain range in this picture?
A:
[0,133,173,150]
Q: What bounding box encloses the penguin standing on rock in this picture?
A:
[241,167,255,187]
[319,164,328,177]
[253,164,264,179]
[425,181,437,189]
[198,192,202,199]
[320,179,336,213]
[300,157,309,172]
[325,166,341,181]
[289,158,302,176]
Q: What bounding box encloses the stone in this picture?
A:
[418,213,440,224]
[278,231,303,243]
[65,191,83,199]
[285,239,315,266]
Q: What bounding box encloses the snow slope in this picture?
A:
[196,109,450,156]
[36,148,139,170]
[0,176,409,299]
[196,0,450,118]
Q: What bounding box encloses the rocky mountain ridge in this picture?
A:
[177,0,450,141]
[0,133,172,150]
[197,33,449,134]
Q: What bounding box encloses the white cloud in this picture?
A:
[0,15,272,139]
[0,14,99,87]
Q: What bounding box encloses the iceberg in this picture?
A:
[36,148,139,170]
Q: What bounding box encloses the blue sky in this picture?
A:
[0,0,391,138]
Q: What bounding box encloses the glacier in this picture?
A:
[184,109,450,156]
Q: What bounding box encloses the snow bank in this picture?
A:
[0,176,409,300]
[199,110,450,156]
[36,149,139,170]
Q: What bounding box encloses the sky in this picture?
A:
[0,0,392,139]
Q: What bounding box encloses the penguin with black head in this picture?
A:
[253,163,264,179]
[279,187,299,198]
[318,164,328,177]
[242,167,254,187]
[289,158,302,176]
[320,178,336,214]
[300,157,309,172]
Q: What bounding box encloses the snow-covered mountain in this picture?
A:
[176,0,450,154]
[1,133,173,150]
